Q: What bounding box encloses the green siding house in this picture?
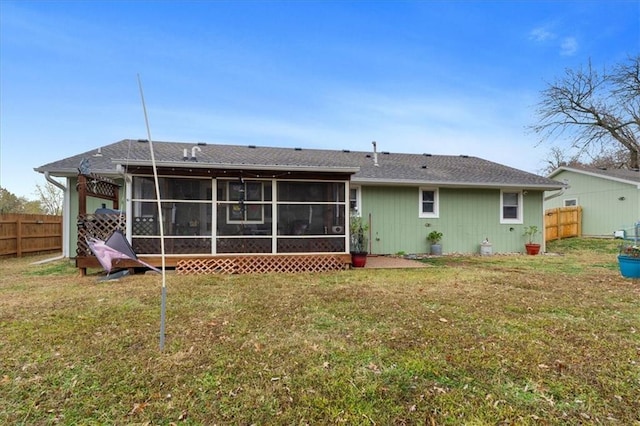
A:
[546,166,640,237]
[35,139,564,266]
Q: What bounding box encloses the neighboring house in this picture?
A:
[35,139,564,271]
[546,166,640,238]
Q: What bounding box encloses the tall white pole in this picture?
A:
[137,74,168,351]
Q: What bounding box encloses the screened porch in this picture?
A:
[75,170,355,274]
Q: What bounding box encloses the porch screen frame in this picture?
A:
[129,174,350,255]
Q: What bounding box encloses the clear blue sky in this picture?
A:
[1,0,638,198]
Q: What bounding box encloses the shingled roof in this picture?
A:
[549,165,640,185]
[35,139,564,190]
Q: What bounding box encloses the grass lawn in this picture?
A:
[1,238,639,425]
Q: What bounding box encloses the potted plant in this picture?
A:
[523,225,541,255]
[349,213,369,267]
[427,230,443,255]
[618,242,640,278]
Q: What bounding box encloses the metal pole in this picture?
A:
[137,74,168,351]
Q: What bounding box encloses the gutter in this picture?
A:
[352,177,565,191]
[543,188,566,201]
[544,182,569,201]
[45,172,67,191]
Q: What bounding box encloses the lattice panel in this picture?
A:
[133,216,157,235]
[77,213,126,256]
[176,258,237,274]
[235,255,346,274]
[132,238,160,254]
[79,174,119,200]
[217,238,272,253]
[176,255,348,275]
[310,238,345,252]
[132,238,212,254]
[277,237,345,253]
[167,239,212,254]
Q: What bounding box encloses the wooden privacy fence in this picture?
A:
[0,214,62,257]
[544,206,582,242]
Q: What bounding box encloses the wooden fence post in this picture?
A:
[16,216,23,257]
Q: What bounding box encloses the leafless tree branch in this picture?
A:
[531,56,640,169]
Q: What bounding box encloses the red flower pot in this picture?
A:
[525,243,541,255]
[351,252,368,268]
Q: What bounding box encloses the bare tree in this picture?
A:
[539,146,581,175]
[539,145,630,176]
[35,182,63,215]
[532,55,640,169]
[588,146,630,169]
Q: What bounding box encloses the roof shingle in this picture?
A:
[550,166,640,184]
[35,139,564,189]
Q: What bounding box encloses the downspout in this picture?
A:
[45,172,69,258]
[543,186,567,201]
[544,179,569,202]
[115,164,132,240]
[45,171,66,192]
[124,173,133,241]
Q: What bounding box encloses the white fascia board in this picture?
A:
[34,168,121,178]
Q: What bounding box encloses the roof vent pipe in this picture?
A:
[191,146,202,161]
[372,141,379,167]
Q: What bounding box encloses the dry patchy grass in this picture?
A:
[1,239,639,425]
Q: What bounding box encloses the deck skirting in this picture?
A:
[77,253,351,275]
[176,254,351,274]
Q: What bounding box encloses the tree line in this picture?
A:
[0,183,63,215]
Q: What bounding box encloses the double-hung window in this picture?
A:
[500,190,522,224]
[419,187,439,218]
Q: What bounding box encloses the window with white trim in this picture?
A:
[564,198,578,207]
[350,186,361,216]
[500,190,522,224]
[419,187,439,218]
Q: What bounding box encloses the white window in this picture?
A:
[350,185,361,216]
[419,187,439,218]
[500,190,522,224]
[564,198,578,207]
